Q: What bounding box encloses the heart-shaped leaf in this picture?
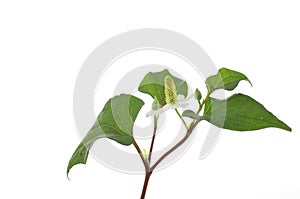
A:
[138,69,188,106]
[203,93,291,131]
[206,68,252,93]
[67,94,144,177]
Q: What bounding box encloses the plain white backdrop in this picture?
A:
[0,1,299,198]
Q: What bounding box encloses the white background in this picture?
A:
[0,1,299,198]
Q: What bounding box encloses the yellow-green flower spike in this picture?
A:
[164,75,178,104]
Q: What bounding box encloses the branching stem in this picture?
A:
[136,119,201,199]
[135,96,204,199]
[150,120,200,171]
[133,140,149,172]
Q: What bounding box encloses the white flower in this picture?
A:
[146,94,194,117]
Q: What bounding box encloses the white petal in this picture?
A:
[177,95,185,101]
[165,103,181,110]
[178,102,189,108]
[146,107,165,117]
[146,103,181,117]
[145,94,196,117]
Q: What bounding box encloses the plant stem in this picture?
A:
[148,115,158,163]
[136,115,200,198]
[151,120,200,171]
[175,108,188,129]
[140,171,152,199]
[138,116,158,199]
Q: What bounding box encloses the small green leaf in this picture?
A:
[206,68,252,93]
[203,93,291,131]
[182,110,201,120]
[194,88,202,102]
[67,94,144,177]
[138,69,188,106]
[152,96,161,110]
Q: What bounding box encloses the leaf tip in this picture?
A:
[275,117,292,132]
[246,78,253,87]
[284,125,292,132]
[66,166,72,180]
[66,172,71,181]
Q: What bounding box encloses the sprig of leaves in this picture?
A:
[67,67,291,199]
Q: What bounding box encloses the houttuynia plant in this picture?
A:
[67,68,291,199]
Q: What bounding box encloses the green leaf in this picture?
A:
[182,110,201,120]
[206,68,252,93]
[67,94,144,177]
[203,93,291,131]
[138,69,188,106]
